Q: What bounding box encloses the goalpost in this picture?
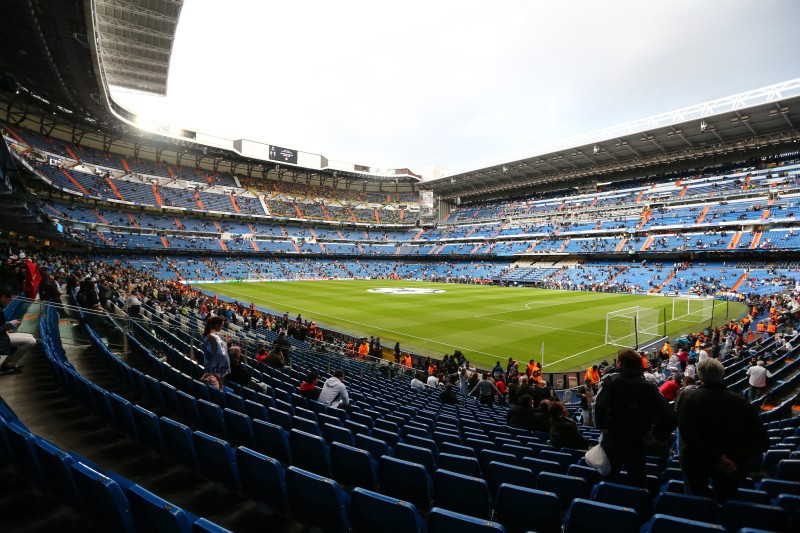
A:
[672,296,715,322]
[605,306,665,350]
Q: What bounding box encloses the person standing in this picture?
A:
[0,288,36,372]
[745,360,772,401]
[201,316,231,380]
[470,372,501,407]
[677,358,768,501]
[595,349,677,487]
[577,378,595,426]
[393,342,401,364]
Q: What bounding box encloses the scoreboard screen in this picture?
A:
[269,145,298,164]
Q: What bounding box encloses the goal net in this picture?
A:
[605,306,664,349]
[672,296,714,322]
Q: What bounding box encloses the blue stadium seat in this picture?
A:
[652,492,717,523]
[192,518,234,532]
[131,405,164,455]
[223,408,255,448]
[567,464,601,487]
[379,456,433,512]
[159,417,198,471]
[396,442,437,474]
[344,420,371,437]
[128,483,194,533]
[175,390,200,426]
[70,462,135,532]
[235,446,288,513]
[196,399,227,440]
[501,443,534,463]
[495,483,560,533]
[268,407,292,431]
[487,461,536,496]
[252,419,292,464]
[539,450,574,470]
[441,442,476,458]
[437,452,482,477]
[192,431,240,490]
[433,430,460,447]
[355,433,392,460]
[3,421,45,487]
[521,457,562,479]
[641,514,724,533]
[590,481,652,521]
[289,428,332,476]
[224,391,245,413]
[292,415,322,437]
[324,422,355,446]
[466,438,495,456]
[107,393,137,439]
[373,427,401,447]
[351,487,426,533]
[331,442,378,491]
[427,507,505,533]
[480,449,518,472]
[318,412,343,429]
[404,435,438,457]
[433,469,493,519]
[564,498,638,533]
[244,399,269,422]
[777,459,800,481]
[286,466,351,533]
[536,472,590,512]
[756,478,800,498]
[158,382,181,416]
[32,437,82,512]
[761,449,792,474]
[719,501,788,532]
[735,488,772,505]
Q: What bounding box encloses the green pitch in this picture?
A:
[195,280,746,372]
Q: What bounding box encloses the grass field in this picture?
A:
[195,280,746,372]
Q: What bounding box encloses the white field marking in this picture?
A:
[200,285,508,360]
[542,342,610,368]
[475,294,620,318]
[478,316,607,338]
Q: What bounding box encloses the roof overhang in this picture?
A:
[89,0,183,95]
[428,79,800,198]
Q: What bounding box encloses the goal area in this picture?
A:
[672,296,715,322]
[605,306,666,350]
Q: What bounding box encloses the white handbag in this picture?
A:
[585,442,611,476]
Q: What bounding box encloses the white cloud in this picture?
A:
[111,0,800,171]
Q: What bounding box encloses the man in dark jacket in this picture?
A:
[676,358,768,502]
[272,331,293,365]
[595,349,677,487]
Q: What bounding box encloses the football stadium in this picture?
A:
[0,1,799,532]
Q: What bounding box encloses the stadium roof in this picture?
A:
[90,0,184,95]
[427,79,800,198]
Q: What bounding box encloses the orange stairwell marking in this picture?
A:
[615,238,628,252]
[761,209,770,220]
[400,208,405,221]
[750,231,762,249]
[768,198,775,206]
[95,232,113,246]
[127,213,139,227]
[657,271,676,292]
[346,206,358,222]
[321,204,333,221]
[318,243,327,254]
[59,168,90,195]
[557,239,570,252]
[678,185,688,198]
[464,226,478,238]
[174,217,183,230]
[217,239,227,251]
[641,236,654,251]
[229,194,240,214]
[732,271,748,291]
[471,243,484,254]
[92,210,109,225]
[64,145,81,162]
[524,241,539,253]
[151,184,163,206]
[3,125,26,144]
[414,230,423,241]
[194,191,205,210]
[250,240,260,252]
[637,210,652,230]
[105,178,125,201]
[161,236,170,249]
[213,220,222,232]
[374,208,380,222]
[293,202,304,219]
[167,166,175,178]
[248,224,256,234]
[589,198,598,208]
[491,222,508,237]
[120,158,131,173]
[696,205,710,224]
[206,261,227,280]
[727,231,742,250]
[291,240,301,253]
[635,190,645,203]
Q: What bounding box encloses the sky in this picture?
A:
[111,0,800,173]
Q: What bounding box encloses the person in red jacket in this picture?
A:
[659,374,681,401]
